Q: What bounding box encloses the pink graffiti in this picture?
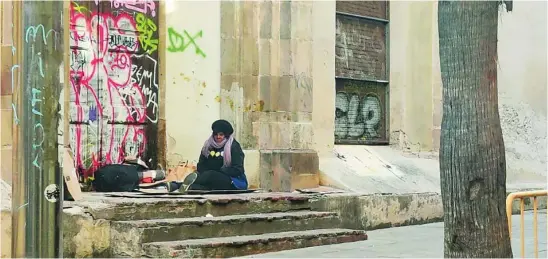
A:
[109,0,156,17]
[70,2,153,178]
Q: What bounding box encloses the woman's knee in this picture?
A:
[195,170,219,184]
[200,170,218,179]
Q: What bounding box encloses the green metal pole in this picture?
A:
[12,0,64,257]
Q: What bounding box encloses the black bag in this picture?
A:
[92,164,143,192]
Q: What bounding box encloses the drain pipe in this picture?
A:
[11,0,65,257]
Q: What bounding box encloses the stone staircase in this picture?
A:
[82,192,368,258]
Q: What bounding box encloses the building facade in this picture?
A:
[1,0,546,192]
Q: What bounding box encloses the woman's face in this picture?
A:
[214,132,225,143]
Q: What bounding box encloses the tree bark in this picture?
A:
[438,1,513,258]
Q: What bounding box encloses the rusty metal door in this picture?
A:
[69,0,160,178]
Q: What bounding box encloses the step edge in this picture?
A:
[112,211,339,227]
[142,228,367,249]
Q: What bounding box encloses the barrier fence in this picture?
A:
[506,190,548,258]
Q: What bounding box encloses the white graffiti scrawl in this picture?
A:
[335,92,382,140]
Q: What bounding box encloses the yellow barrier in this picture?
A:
[506,190,548,258]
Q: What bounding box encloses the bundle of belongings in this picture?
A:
[92,156,196,193]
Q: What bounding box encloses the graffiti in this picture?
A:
[109,0,156,17]
[335,19,350,68]
[335,92,382,140]
[135,13,158,54]
[167,27,206,57]
[25,24,56,171]
[131,53,158,123]
[25,24,59,48]
[296,73,312,93]
[69,1,159,178]
[72,2,90,15]
[109,34,138,50]
[11,45,20,125]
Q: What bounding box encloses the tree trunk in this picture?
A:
[438,1,513,258]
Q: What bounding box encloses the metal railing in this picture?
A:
[506,190,548,258]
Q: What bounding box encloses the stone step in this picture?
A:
[141,228,368,258]
[112,210,339,243]
[111,211,340,257]
[75,192,312,220]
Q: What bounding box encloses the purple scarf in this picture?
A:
[201,134,234,167]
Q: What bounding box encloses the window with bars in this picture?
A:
[334,1,389,145]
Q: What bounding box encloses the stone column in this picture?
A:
[220,0,318,191]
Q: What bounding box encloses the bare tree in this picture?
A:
[438,1,513,257]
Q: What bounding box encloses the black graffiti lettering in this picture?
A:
[335,92,382,139]
[108,34,138,50]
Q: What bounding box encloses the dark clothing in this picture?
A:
[189,170,236,190]
[92,164,144,192]
[196,139,248,190]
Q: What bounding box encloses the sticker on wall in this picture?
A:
[44,184,60,203]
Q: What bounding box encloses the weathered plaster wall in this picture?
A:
[389,1,440,153]
[497,1,547,185]
[387,1,546,183]
[312,1,336,156]
[164,0,221,167]
[0,1,17,185]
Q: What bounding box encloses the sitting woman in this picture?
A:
[180,119,248,192]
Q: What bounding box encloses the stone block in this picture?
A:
[0,99,13,147]
[241,37,259,76]
[292,40,313,76]
[258,76,272,111]
[0,148,12,184]
[310,192,444,230]
[291,122,314,150]
[271,2,281,42]
[220,39,241,75]
[259,1,273,39]
[279,40,292,76]
[270,39,281,76]
[243,149,260,188]
[258,39,271,76]
[242,1,259,39]
[63,207,111,258]
[259,149,319,192]
[279,1,292,40]
[292,2,313,41]
[1,210,11,258]
[220,1,236,39]
[278,75,292,111]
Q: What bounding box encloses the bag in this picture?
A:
[92,164,143,192]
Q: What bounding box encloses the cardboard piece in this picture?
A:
[137,162,196,189]
[63,148,83,201]
[136,189,259,195]
[166,162,196,182]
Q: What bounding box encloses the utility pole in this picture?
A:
[11,0,64,257]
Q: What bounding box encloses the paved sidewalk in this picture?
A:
[244,210,547,258]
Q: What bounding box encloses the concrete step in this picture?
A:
[110,211,340,257]
[75,192,312,220]
[141,228,368,258]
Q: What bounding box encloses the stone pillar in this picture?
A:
[220,1,319,191]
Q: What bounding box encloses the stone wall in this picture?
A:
[219,1,332,191]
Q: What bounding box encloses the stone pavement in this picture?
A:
[243,210,547,258]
